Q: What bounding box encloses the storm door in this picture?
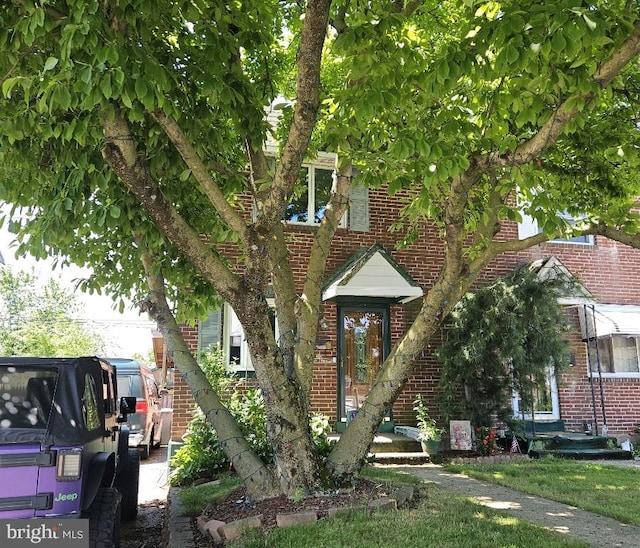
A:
[337,305,390,431]
[511,366,560,421]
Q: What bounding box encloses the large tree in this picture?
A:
[1,1,640,498]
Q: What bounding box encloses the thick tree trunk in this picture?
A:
[136,243,280,500]
[232,294,332,495]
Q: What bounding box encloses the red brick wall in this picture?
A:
[170,326,199,441]
[169,186,640,438]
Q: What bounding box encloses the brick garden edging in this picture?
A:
[447,453,531,465]
[196,485,416,543]
[164,487,197,548]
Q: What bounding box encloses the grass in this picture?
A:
[178,474,242,516]
[444,457,640,525]
[233,479,586,547]
[183,468,587,548]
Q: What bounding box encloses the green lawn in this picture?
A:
[234,482,586,548]
[444,458,640,525]
[180,469,587,548]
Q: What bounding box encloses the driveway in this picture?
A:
[121,446,170,548]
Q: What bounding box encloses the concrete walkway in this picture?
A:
[386,463,640,547]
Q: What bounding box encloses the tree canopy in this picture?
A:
[1,1,640,498]
[0,268,105,356]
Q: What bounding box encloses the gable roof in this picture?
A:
[527,256,594,305]
[322,243,423,303]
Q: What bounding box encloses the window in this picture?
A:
[285,165,335,225]
[518,211,594,245]
[198,303,277,375]
[222,303,276,374]
[224,305,252,372]
[549,211,593,244]
[511,366,560,420]
[590,336,640,374]
[83,374,101,430]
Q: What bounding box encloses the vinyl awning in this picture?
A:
[579,304,640,339]
[322,244,423,303]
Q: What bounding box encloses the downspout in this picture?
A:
[591,305,607,434]
[584,304,601,436]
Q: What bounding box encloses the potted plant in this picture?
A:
[414,395,444,455]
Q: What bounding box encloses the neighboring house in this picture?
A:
[164,118,640,441]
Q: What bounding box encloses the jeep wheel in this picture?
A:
[140,440,150,460]
[87,487,122,548]
[115,448,140,521]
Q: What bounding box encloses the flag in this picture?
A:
[510,436,521,453]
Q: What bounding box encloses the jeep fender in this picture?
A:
[81,452,117,511]
[117,426,130,473]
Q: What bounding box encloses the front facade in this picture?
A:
[168,157,640,441]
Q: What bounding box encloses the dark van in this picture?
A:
[110,358,163,459]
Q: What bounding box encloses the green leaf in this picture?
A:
[583,14,597,31]
[54,86,72,110]
[135,78,148,102]
[551,32,566,53]
[121,89,133,108]
[506,44,519,65]
[2,77,21,98]
[437,61,450,83]
[100,74,112,99]
[43,57,59,72]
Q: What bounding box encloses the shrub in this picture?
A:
[170,347,334,485]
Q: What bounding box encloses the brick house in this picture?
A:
[165,153,640,443]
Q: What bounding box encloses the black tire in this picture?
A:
[115,448,140,521]
[151,427,160,449]
[87,487,122,548]
[140,441,150,460]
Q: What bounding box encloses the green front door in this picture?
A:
[336,305,393,432]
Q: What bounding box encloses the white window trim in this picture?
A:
[588,371,640,379]
[518,212,594,245]
[222,300,279,374]
[588,335,640,377]
[512,366,560,421]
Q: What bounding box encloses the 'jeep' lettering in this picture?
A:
[54,492,79,502]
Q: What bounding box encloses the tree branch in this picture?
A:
[152,110,251,245]
[102,107,240,301]
[263,1,331,225]
[496,21,640,167]
[588,223,640,249]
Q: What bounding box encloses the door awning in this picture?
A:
[579,304,640,339]
[322,244,423,303]
[528,256,594,305]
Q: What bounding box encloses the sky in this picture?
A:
[0,218,156,361]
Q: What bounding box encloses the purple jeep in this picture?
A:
[0,357,140,548]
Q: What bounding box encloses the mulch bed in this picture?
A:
[192,477,421,546]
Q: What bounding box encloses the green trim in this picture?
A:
[323,243,421,297]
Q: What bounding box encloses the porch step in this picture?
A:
[370,432,422,454]
[369,451,432,465]
[527,431,632,460]
[523,419,565,436]
[328,431,431,463]
[530,448,632,460]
